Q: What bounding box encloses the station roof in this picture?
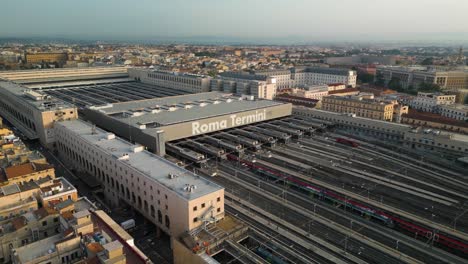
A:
[57,120,223,201]
[0,67,128,84]
[90,92,285,127]
[0,81,76,111]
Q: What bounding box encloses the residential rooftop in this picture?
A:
[57,119,223,201]
[3,162,54,180]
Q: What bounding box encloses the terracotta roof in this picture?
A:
[403,109,468,128]
[12,216,27,230]
[61,210,75,220]
[34,207,49,219]
[87,242,105,254]
[328,88,359,95]
[4,162,53,179]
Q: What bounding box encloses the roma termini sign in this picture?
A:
[191,109,267,136]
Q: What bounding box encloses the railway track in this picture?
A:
[218,164,468,264]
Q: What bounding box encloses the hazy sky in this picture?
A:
[2,0,468,42]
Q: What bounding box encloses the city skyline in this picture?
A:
[2,0,468,44]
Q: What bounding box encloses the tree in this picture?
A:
[357,73,374,84]
[374,72,385,87]
[418,82,441,92]
[388,78,402,91]
[421,57,434,65]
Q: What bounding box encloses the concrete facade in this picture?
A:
[293,107,468,157]
[321,95,395,121]
[254,67,357,89]
[408,92,456,113]
[376,66,468,91]
[0,67,128,85]
[439,104,468,121]
[129,68,211,93]
[82,92,292,155]
[54,120,225,238]
[0,82,78,147]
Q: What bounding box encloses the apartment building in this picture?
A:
[292,85,329,101]
[440,104,468,121]
[10,200,148,264]
[321,95,396,121]
[255,67,357,89]
[1,162,55,186]
[25,52,68,64]
[216,72,277,99]
[0,177,77,263]
[376,66,468,91]
[408,92,456,113]
[128,68,212,93]
[54,119,224,238]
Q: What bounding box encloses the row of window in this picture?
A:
[56,131,173,230]
[0,99,36,132]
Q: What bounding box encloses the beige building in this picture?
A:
[0,177,78,263]
[0,82,78,147]
[24,53,68,64]
[215,73,277,100]
[54,119,225,238]
[291,85,329,101]
[0,67,129,86]
[129,68,212,93]
[11,203,149,264]
[321,95,395,121]
[0,177,148,263]
[327,83,347,91]
[376,66,468,91]
[1,162,55,186]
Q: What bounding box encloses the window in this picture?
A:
[217,208,221,213]
[201,203,206,208]
[193,217,198,223]
[42,221,47,226]
[193,206,197,211]
[217,197,221,202]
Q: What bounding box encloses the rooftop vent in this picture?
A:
[132,145,144,153]
[105,133,115,140]
[118,153,129,160]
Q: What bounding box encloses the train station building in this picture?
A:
[83,92,292,155]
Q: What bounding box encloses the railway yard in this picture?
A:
[167,116,468,264]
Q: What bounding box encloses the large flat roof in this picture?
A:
[0,67,129,83]
[90,92,286,127]
[57,120,223,201]
[0,81,76,111]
